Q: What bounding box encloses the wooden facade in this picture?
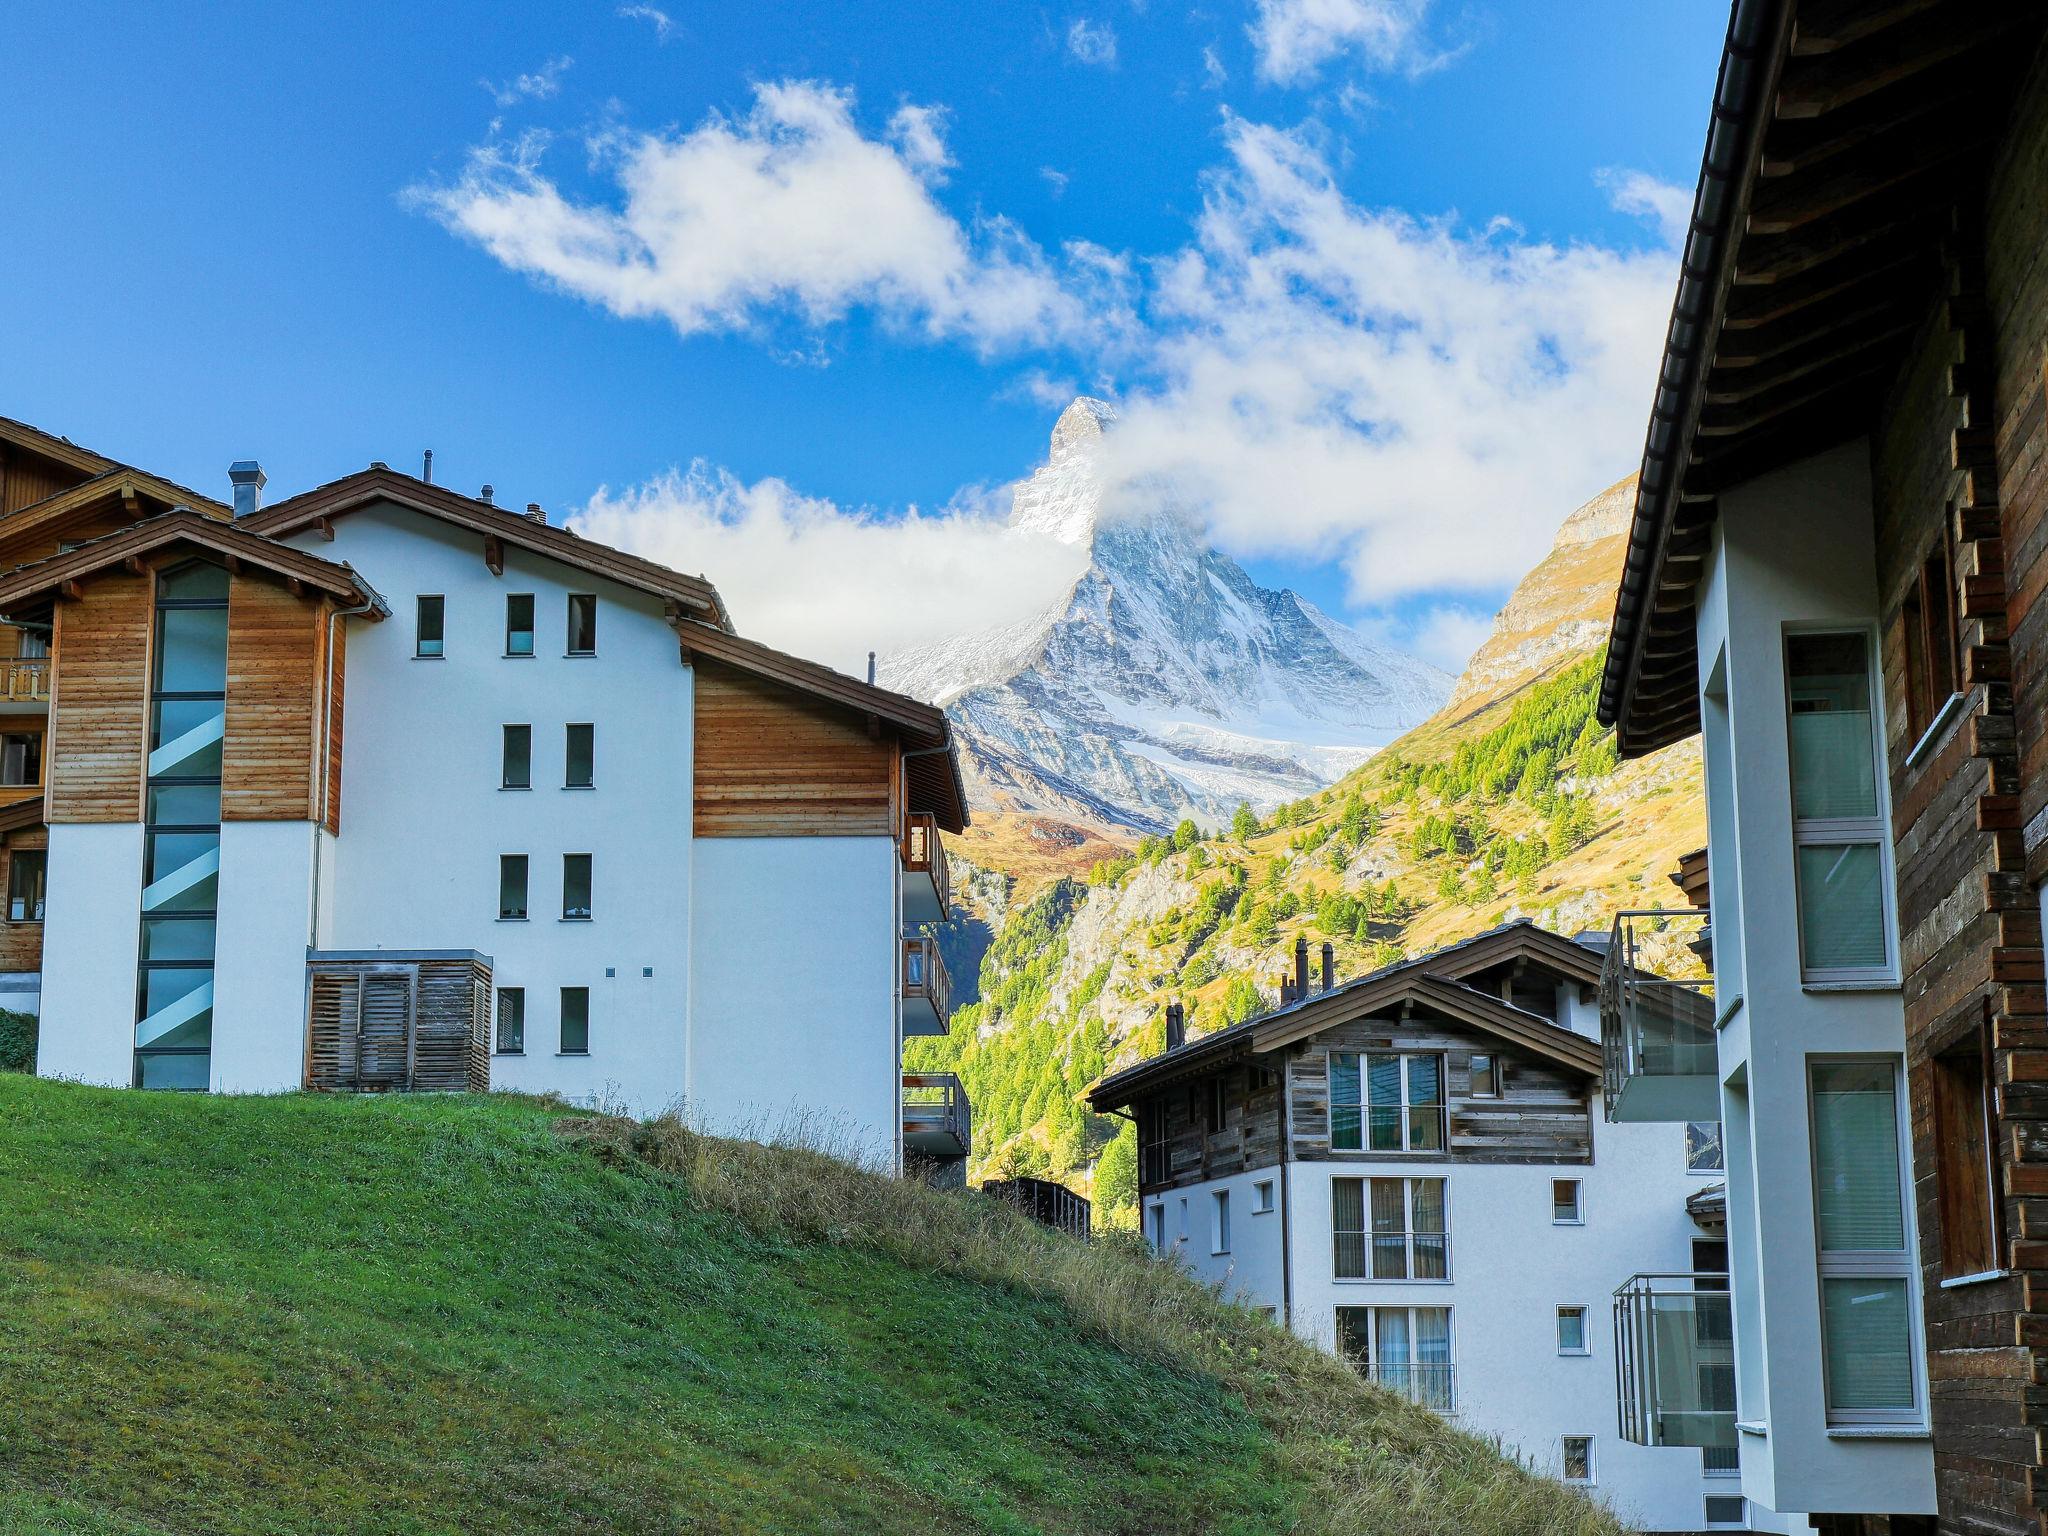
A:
[45,570,151,824]
[304,952,491,1094]
[692,658,898,837]
[221,575,337,822]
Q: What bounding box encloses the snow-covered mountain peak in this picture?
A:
[1048,396,1117,463]
[1009,396,1119,548]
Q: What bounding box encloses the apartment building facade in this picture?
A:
[1597,4,2048,1531]
[0,419,968,1175]
[1089,923,1769,1535]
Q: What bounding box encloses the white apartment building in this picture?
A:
[1090,924,1780,1535]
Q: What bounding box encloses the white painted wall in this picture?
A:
[36,822,142,1084]
[287,504,695,1119]
[1694,439,1935,1520]
[690,835,900,1170]
[210,820,320,1094]
[1143,1162,1287,1313]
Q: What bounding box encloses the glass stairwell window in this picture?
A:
[1786,632,1895,982]
[135,561,228,1090]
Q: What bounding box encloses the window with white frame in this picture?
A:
[1335,1305,1454,1411]
[1560,1436,1593,1485]
[1253,1178,1275,1214]
[1552,1178,1583,1225]
[1330,1050,1445,1152]
[1810,1058,1919,1422]
[1147,1202,1166,1252]
[1685,1120,1724,1173]
[1334,1176,1448,1280]
[1556,1305,1588,1355]
[1785,631,1895,982]
[1212,1189,1231,1254]
[1704,1493,1746,1529]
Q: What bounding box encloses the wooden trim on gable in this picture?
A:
[1249,973,1601,1077]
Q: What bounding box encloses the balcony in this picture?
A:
[1599,908,1721,1123]
[1613,1274,1737,1449]
[902,1071,971,1161]
[900,811,951,924]
[0,659,49,704]
[901,934,951,1037]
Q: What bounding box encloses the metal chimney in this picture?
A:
[480,484,495,505]
[1320,941,1335,992]
[1164,1003,1185,1053]
[422,449,434,484]
[867,651,877,685]
[228,461,266,518]
[1294,934,1309,999]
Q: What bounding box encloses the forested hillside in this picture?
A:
[906,650,1705,1225]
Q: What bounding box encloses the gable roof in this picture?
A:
[1086,920,1605,1108]
[0,511,387,615]
[0,417,230,526]
[0,415,118,479]
[242,467,730,629]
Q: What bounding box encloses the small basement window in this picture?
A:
[1560,1436,1593,1485]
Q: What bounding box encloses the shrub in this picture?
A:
[0,1008,35,1074]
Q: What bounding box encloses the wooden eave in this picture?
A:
[0,416,119,480]
[1248,973,1602,1076]
[0,470,231,549]
[0,794,46,835]
[0,511,387,617]
[242,468,731,630]
[1599,0,2048,757]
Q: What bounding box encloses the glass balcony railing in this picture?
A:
[1599,908,1721,1123]
[1614,1273,1737,1449]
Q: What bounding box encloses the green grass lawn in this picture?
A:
[0,1077,1625,1535]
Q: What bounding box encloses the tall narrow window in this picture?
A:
[501,725,531,789]
[1810,1059,1917,1422]
[498,855,528,921]
[504,594,535,657]
[495,987,525,1054]
[1469,1051,1500,1097]
[1903,527,1960,740]
[1786,632,1893,981]
[1933,1024,2001,1279]
[1212,1189,1231,1254]
[415,594,445,658]
[135,560,228,1091]
[1330,1051,1445,1151]
[1336,1176,1449,1279]
[566,594,597,655]
[562,853,593,920]
[559,986,590,1054]
[1148,1203,1166,1252]
[1140,1103,1169,1186]
[565,723,594,789]
[7,848,44,922]
[1207,1074,1228,1135]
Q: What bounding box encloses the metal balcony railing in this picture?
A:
[1599,909,1721,1123]
[1613,1273,1737,1449]
[902,934,951,1034]
[900,811,950,921]
[901,1071,971,1156]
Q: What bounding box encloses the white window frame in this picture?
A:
[1252,1178,1275,1214]
[1556,1304,1589,1356]
[1329,1049,1447,1152]
[1784,626,1899,985]
[1552,1177,1583,1225]
[1334,1175,1450,1282]
[1560,1435,1594,1486]
[1807,1054,1924,1427]
[1212,1189,1231,1254]
[1703,1493,1747,1529]
[1334,1304,1456,1413]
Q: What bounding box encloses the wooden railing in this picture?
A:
[902,1071,971,1151]
[900,810,950,917]
[902,933,951,1023]
[0,659,50,702]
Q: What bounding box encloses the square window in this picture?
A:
[1704,1494,1746,1529]
[1686,1120,1725,1173]
[501,724,531,789]
[1253,1179,1275,1214]
[562,853,592,920]
[1560,1436,1593,1485]
[567,593,597,655]
[415,595,445,658]
[1556,1305,1588,1355]
[559,986,590,1054]
[498,854,528,921]
[1552,1179,1582,1225]
[565,723,594,789]
[495,987,525,1054]
[505,594,535,657]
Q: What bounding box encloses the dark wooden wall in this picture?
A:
[1136,1060,1284,1195]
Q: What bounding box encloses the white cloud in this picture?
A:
[1247,0,1453,85]
[1597,167,1691,248]
[616,4,673,40]
[482,55,572,107]
[1067,18,1119,66]
[1039,165,1070,198]
[410,82,1121,354]
[1201,44,1229,88]
[568,465,1086,674]
[1404,605,1496,673]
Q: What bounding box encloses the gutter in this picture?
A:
[1598,0,1785,741]
[1278,1052,1295,1331]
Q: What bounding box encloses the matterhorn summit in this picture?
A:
[880,399,1451,832]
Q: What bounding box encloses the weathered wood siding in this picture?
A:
[1288,1013,1592,1166]
[304,953,491,1093]
[46,571,150,824]
[692,659,895,837]
[1137,1062,1285,1195]
[0,824,45,973]
[222,575,325,821]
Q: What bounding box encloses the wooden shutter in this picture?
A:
[355,970,416,1091]
[305,971,361,1091]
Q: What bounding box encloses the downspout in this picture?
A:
[309,586,380,948]
[1278,1049,1295,1331]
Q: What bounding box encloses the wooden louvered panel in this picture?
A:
[355,971,415,1091]
[304,956,493,1094]
[304,971,361,1091]
[413,960,488,1093]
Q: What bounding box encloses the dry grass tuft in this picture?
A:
[559,1112,1630,1536]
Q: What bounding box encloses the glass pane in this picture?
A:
[1811,1061,1904,1250]
[496,988,524,1052]
[1335,1308,1371,1369]
[138,968,212,1048]
[8,850,44,922]
[416,595,445,657]
[136,1051,210,1090]
[566,724,594,788]
[1554,1179,1580,1221]
[560,988,590,1052]
[1406,1055,1443,1106]
[1470,1052,1496,1095]
[502,726,531,789]
[1559,1309,1585,1351]
[159,562,228,602]
[148,783,221,825]
[1821,1277,1914,1411]
[154,607,228,694]
[1786,633,1877,820]
[499,856,528,920]
[141,918,215,962]
[1369,1179,1406,1279]
[1797,843,1887,972]
[1333,1177,1365,1278]
[1367,1053,1402,1105]
[1329,1053,1361,1149]
[1376,1308,1412,1366]
[506,595,535,656]
[563,854,592,919]
[1408,1107,1445,1152]
[1411,1178,1444,1234]
[568,595,596,653]
[143,832,218,913]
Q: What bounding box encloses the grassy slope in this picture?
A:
[0,1078,1622,1536]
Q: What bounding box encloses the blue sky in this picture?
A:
[0,1,1724,673]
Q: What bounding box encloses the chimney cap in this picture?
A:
[227,460,266,487]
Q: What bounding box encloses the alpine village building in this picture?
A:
[0,414,970,1180]
[1598,2,2048,1534]
[1088,920,1766,1535]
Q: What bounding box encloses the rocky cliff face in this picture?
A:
[882,399,1450,833]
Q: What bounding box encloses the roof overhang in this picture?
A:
[0,511,388,617]
[1599,0,2048,756]
[243,468,732,631]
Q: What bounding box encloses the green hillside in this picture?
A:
[0,1077,1619,1536]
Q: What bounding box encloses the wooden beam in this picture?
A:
[287,577,307,599]
[1788,0,1941,58]
[1775,9,2035,120]
[1723,246,1925,329]
[121,556,146,577]
[1747,129,1987,236]
[482,534,503,577]
[57,580,81,603]
[313,516,334,542]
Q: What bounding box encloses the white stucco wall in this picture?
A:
[36,821,142,1085]
[1695,439,1935,1519]
[210,820,320,1093]
[287,503,695,1118]
[689,835,900,1170]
